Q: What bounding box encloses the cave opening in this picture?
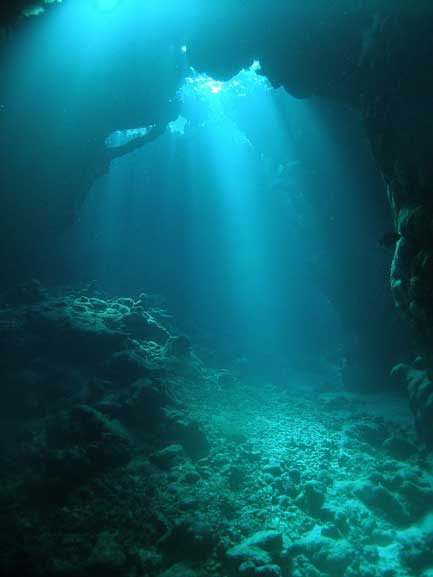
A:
[58,59,397,388]
[1,2,433,576]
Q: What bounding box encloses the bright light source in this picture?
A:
[105,126,155,148]
[168,115,187,135]
[181,45,188,54]
[23,4,45,17]
[182,62,267,102]
[94,0,122,13]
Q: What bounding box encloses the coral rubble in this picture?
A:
[1,286,433,576]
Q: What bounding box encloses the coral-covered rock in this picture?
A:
[164,335,191,358]
[290,528,356,577]
[226,531,286,576]
[122,312,170,345]
[406,367,433,446]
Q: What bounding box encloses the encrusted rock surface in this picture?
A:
[1,285,433,577]
[391,363,433,447]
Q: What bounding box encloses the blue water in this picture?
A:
[47,68,393,384]
[1,4,428,577]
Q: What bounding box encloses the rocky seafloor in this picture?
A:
[1,283,433,577]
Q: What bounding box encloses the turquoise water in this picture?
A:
[0,2,431,577]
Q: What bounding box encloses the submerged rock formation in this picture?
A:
[1,287,431,576]
[0,284,213,575]
[391,362,433,448]
[189,3,433,352]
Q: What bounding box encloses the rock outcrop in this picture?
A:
[0,283,212,575]
[0,285,432,576]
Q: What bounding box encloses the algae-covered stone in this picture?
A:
[226,531,285,575]
[263,462,282,477]
[255,565,282,577]
[238,563,282,577]
[88,297,107,312]
[298,481,326,516]
[242,531,284,554]
[227,544,273,568]
[291,527,355,577]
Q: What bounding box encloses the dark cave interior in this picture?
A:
[1,2,433,576]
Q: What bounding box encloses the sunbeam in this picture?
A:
[1,3,429,576]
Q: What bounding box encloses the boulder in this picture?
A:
[226,531,285,576]
[290,527,355,577]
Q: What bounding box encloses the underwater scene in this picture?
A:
[1,1,433,576]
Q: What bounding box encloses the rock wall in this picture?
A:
[185,2,433,346]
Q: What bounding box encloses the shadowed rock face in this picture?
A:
[1,3,433,434]
[191,3,433,345]
[1,7,183,278]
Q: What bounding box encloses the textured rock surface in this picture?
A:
[0,287,433,576]
[0,284,213,576]
[391,363,433,447]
